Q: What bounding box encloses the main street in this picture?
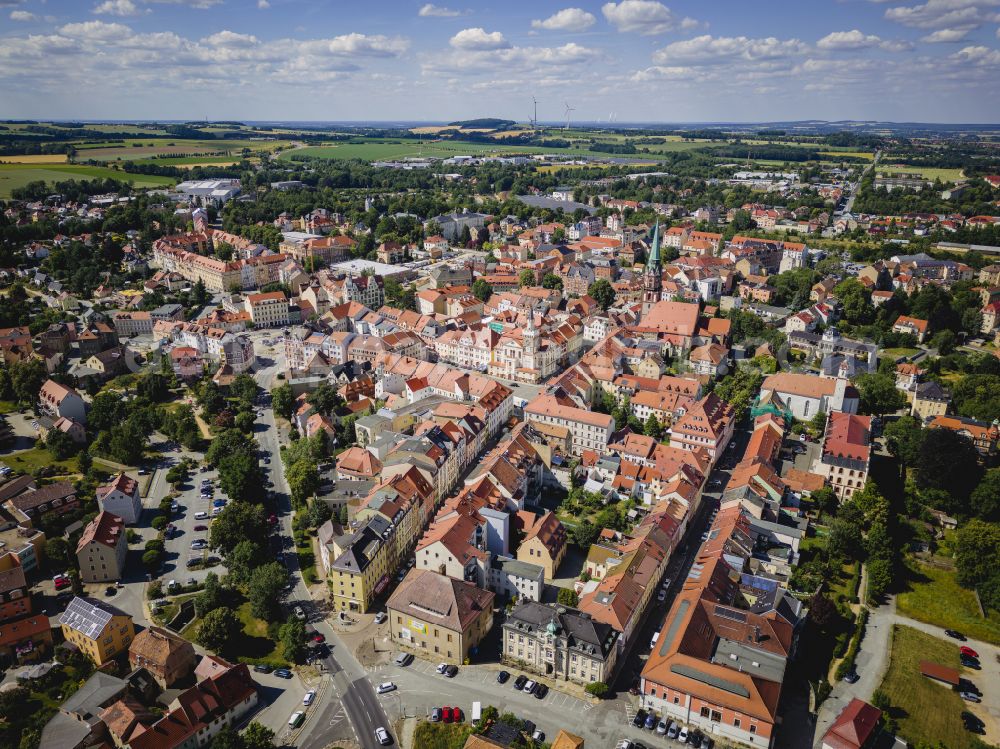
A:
[251,343,395,749]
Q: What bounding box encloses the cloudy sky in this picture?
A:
[2,0,1000,123]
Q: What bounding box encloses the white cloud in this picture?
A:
[952,43,1000,62]
[602,0,684,35]
[419,3,461,17]
[449,27,510,50]
[143,0,223,8]
[9,9,35,20]
[326,33,409,56]
[424,39,599,76]
[630,65,692,81]
[921,26,973,39]
[532,8,597,32]
[817,29,883,49]
[93,0,145,15]
[884,0,1000,29]
[60,20,135,41]
[258,0,269,7]
[653,34,808,64]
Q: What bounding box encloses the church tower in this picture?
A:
[522,311,540,372]
[643,219,663,316]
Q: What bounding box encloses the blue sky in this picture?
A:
[2,0,999,122]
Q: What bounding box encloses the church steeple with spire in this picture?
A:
[642,219,663,315]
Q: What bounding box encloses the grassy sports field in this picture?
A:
[877,164,965,182]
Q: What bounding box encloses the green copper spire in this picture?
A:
[649,219,661,267]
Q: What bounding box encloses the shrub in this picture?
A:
[151,515,167,531]
[815,679,832,705]
[585,681,609,698]
[142,549,161,569]
[147,580,162,599]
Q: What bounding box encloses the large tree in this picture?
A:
[471,279,492,302]
[196,606,241,653]
[915,427,982,511]
[854,372,906,416]
[970,469,1000,522]
[588,279,615,311]
[955,519,1000,590]
[883,414,923,467]
[271,383,293,420]
[210,502,268,555]
[247,562,288,622]
[286,458,320,506]
[279,616,308,664]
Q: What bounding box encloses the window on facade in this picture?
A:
[750,725,757,734]
[734,719,741,729]
[711,711,721,722]
[674,696,680,704]
[700,707,710,719]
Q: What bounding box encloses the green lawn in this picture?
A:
[0,163,175,197]
[233,600,289,668]
[897,560,1000,645]
[412,722,475,749]
[0,400,18,414]
[881,347,920,359]
[880,625,975,749]
[2,444,79,475]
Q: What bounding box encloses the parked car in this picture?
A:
[523,679,536,694]
[945,629,967,641]
[442,707,453,723]
[451,707,462,722]
[960,692,982,703]
[961,656,981,670]
[444,665,458,678]
[252,664,272,673]
[617,742,634,749]
[394,652,413,667]
[960,646,979,659]
[497,670,510,684]
[644,713,657,730]
[667,722,680,739]
[311,633,325,644]
[194,511,208,520]
[294,606,306,620]
[375,727,392,745]
[534,684,548,699]
[377,682,396,694]
[303,690,316,706]
[843,669,860,683]
[678,726,689,742]
[436,662,448,674]
[657,589,667,603]
[374,612,387,624]
[513,674,528,690]
[657,719,669,735]
[532,730,545,743]
[429,708,441,722]
[274,669,292,679]
[632,709,647,728]
[522,720,536,736]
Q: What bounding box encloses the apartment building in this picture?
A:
[515,510,567,581]
[76,512,127,583]
[59,596,135,665]
[111,311,154,337]
[95,473,141,525]
[669,393,735,466]
[811,413,872,501]
[38,379,86,423]
[525,393,615,456]
[244,291,291,328]
[128,626,196,688]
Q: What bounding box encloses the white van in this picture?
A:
[471,701,482,722]
[288,711,305,729]
[650,631,660,649]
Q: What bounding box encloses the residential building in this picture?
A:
[503,601,619,686]
[487,556,545,602]
[892,315,929,343]
[76,512,127,583]
[128,626,196,688]
[59,596,135,665]
[244,291,291,328]
[0,565,31,622]
[111,311,154,337]
[38,379,86,423]
[328,516,394,613]
[5,481,77,519]
[525,393,615,456]
[812,413,872,501]
[669,393,735,465]
[95,473,142,525]
[387,568,494,664]
[515,510,567,581]
[911,380,950,421]
[927,414,1000,459]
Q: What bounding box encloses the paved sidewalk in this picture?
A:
[813,595,896,747]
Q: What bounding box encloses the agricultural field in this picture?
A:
[0,154,70,164]
[0,163,175,197]
[74,138,294,162]
[877,164,965,182]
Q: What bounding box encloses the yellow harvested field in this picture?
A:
[410,126,460,134]
[174,161,240,168]
[0,154,69,164]
[491,129,531,138]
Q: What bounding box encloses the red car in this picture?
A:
[54,577,71,591]
[441,707,453,723]
[451,707,462,722]
[960,646,980,659]
[312,633,325,644]
[267,514,278,525]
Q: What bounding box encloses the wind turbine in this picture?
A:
[532,96,538,132]
[564,102,575,131]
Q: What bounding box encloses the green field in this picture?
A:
[877,164,965,182]
[880,625,976,749]
[0,163,175,197]
[897,560,1000,645]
